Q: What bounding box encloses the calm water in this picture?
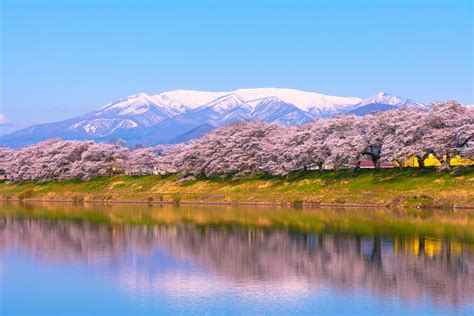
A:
[0,203,473,315]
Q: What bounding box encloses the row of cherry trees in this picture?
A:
[160,101,472,177]
[0,101,472,182]
[0,141,163,182]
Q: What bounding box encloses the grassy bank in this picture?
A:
[0,167,473,208]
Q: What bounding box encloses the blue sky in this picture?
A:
[1,0,472,134]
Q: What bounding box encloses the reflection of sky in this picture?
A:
[2,246,473,315]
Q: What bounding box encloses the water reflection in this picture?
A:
[1,216,473,309]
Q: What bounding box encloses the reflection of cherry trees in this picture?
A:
[0,218,472,306]
[164,227,473,306]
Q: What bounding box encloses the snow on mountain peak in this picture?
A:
[101,93,153,110]
[93,88,421,124]
[204,94,246,112]
[158,88,362,112]
[97,92,188,117]
[356,92,423,107]
[159,90,226,109]
[233,87,362,111]
[98,88,364,116]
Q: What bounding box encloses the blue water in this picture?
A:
[1,215,473,315]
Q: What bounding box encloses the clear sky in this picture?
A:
[1,0,473,134]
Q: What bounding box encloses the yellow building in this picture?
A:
[394,154,474,167]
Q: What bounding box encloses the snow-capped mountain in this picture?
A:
[0,89,423,148]
[356,91,422,107]
[162,88,363,118]
[348,92,423,116]
[67,93,186,136]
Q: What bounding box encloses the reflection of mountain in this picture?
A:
[0,218,472,306]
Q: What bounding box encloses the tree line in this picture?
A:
[0,101,472,183]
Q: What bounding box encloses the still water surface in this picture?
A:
[0,203,473,315]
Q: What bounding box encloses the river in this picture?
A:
[0,202,473,315]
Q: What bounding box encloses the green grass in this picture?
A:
[0,167,473,208]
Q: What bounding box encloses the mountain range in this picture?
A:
[0,88,424,148]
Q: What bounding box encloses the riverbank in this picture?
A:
[0,168,473,208]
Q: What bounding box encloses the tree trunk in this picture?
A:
[318,161,324,172]
[433,154,443,164]
[371,155,380,169]
[394,159,403,169]
[445,153,451,168]
[417,156,425,168]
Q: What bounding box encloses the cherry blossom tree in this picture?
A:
[127,147,162,175]
[287,120,331,171]
[2,139,129,182]
[323,116,366,169]
[380,106,430,166]
[423,101,473,167]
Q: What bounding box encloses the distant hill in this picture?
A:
[169,124,216,144]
